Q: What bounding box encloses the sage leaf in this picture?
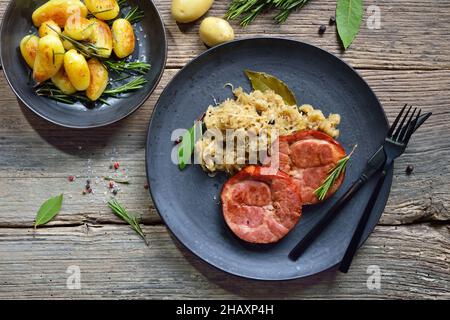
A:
[178,121,203,170]
[336,0,363,49]
[34,194,63,228]
[244,70,297,106]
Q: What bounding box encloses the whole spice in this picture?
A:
[113,162,120,170]
[405,165,414,175]
[68,175,75,182]
[329,16,336,25]
[318,25,327,34]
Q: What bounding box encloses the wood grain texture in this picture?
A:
[0,0,449,299]
[0,224,448,299]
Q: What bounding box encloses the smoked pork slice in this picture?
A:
[266,130,346,205]
[221,165,302,244]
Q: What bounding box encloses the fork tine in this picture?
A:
[399,107,417,142]
[393,105,412,141]
[387,104,407,137]
[403,109,421,145]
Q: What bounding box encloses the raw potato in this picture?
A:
[112,19,136,59]
[65,14,94,40]
[20,35,39,68]
[199,17,234,47]
[64,49,90,91]
[32,0,88,27]
[51,67,77,95]
[38,20,61,38]
[172,0,214,23]
[86,59,109,101]
[89,19,113,58]
[85,0,120,21]
[33,35,65,83]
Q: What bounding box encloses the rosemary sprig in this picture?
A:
[103,76,147,96]
[108,199,148,245]
[226,0,311,26]
[124,6,145,24]
[35,83,89,104]
[117,0,128,7]
[314,145,357,201]
[104,176,130,184]
[104,60,151,74]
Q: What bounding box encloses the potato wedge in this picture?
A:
[20,35,39,69]
[112,19,136,59]
[33,35,65,83]
[64,49,90,91]
[38,20,61,38]
[86,59,109,101]
[51,67,77,95]
[85,0,119,21]
[64,14,95,41]
[89,19,113,58]
[32,0,88,27]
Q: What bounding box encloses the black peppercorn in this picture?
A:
[174,136,183,145]
[318,25,326,35]
[405,165,414,175]
[329,16,336,25]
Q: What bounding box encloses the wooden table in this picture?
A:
[0,0,449,299]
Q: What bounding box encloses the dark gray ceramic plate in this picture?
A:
[0,0,166,128]
[146,38,393,280]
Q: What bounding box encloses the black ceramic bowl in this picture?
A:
[146,37,393,280]
[0,0,166,128]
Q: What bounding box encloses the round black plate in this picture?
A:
[146,38,393,280]
[0,0,166,128]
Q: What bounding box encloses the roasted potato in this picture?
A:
[61,32,75,50]
[85,0,120,21]
[64,14,94,41]
[64,49,90,91]
[172,0,214,23]
[112,19,136,59]
[199,17,234,47]
[38,20,61,38]
[33,35,65,83]
[32,0,88,27]
[89,19,113,58]
[86,59,109,101]
[20,35,39,69]
[51,67,77,95]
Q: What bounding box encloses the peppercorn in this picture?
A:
[68,175,75,182]
[405,165,414,175]
[113,162,120,170]
[109,181,114,189]
[87,187,92,194]
[329,16,336,25]
[318,25,326,35]
[144,183,149,190]
[174,136,183,145]
[112,189,118,195]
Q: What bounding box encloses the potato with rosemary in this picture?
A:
[51,67,77,95]
[61,32,75,50]
[86,59,109,101]
[85,0,120,21]
[32,0,88,27]
[89,19,113,58]
[20,35,39,69]
[33,35,65,83]
[64,14,94,41]
[38,20,61,37]
[64,49,90,91]
[112,19,136,58]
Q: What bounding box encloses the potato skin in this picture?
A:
[38,20,61,38]
[33,35,65,83]
[20,35,39,68]
[85,0,120,21]
[32,0,88,27]
[89,19,113,58]
[51,67,77,95]
[64,49,90,91]
[64,14,94,40]
[112,19,136,59]
[199,17,234,47]
[86,59,109,101]
[61,32,75,50]
[172,0,214,23]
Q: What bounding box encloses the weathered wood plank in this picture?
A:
[0,223,448,299]
[0,69,448,226]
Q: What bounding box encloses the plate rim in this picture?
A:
[0,0,168,129]
[145,36,392,281]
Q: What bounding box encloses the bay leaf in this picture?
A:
[244,70,297,106]
[336,0,363,49]
[34,194,63,228]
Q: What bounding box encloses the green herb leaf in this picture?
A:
[104,176,130,184]
[178,121,203,170]
[108,199,148,245]
[244,70,297,106]
[34,194,63,228]
[336,0,363,49]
